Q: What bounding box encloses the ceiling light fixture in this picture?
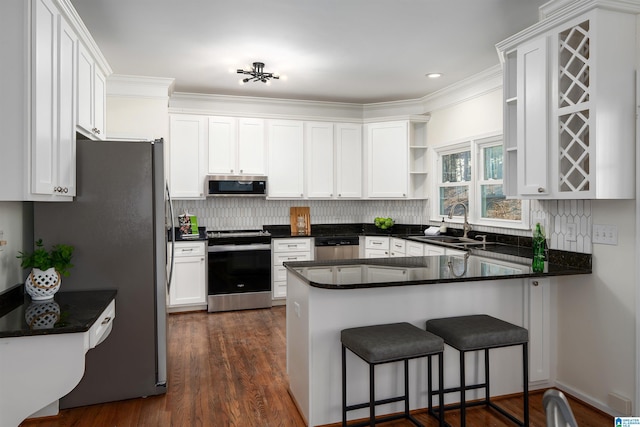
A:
[237,62,280,84]
[426,73,442,79]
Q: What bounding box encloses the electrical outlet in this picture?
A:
[593,224,618,245]
[566,223,577,242]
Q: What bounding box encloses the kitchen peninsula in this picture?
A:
[284,251,590,426]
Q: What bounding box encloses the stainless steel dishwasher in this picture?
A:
[314,236,360,260]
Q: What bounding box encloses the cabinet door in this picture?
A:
[335,123,362,198]
[366,121,408,198]
[92,67,106,139]
[208,116,236,174]
[527,278,550,381]
[169,115,207,199]
[237,118,265,174]
[423,244,445,256]
[517,37,549,196]
[267,120,304,198]
[76,43,93,134]
[305,121,334,198]
[31,0,58,196]
[405,241,424,257]
[170,256,206,306]
[56,15,77,196]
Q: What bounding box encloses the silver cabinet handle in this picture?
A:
[532,281,539,286]
[101,316,112,325]
[537,187,545,193]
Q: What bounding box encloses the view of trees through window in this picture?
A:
[437,139,522,223]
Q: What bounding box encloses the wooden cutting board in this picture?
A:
[290,207,311,236]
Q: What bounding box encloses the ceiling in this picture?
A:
[70,0,547,104]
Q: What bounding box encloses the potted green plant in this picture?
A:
[17,239,74,300]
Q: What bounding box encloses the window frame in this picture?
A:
[432,134,529,230]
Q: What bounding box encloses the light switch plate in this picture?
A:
[593,224,618,245]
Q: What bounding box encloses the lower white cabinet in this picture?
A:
[423,243,446,256]
[272,238,312,299]
[405,241,424,257]
[168,241,207,312]
[364,236,390,258]
[389,238,406,257]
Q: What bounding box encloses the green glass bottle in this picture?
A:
[532,222,545,273]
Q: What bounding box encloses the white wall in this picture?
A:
[0,202,32,293]
[555,199,636,414]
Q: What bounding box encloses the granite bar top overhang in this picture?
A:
[0,287,117,338]
[284,252,591,290]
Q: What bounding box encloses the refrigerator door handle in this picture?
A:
[166,181,176,292]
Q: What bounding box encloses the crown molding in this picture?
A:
[497,0,640,52]
[107,75,175,99]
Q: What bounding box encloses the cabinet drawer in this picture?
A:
[273,281,287,299]
[274,265,287,282]
[273,238,311,252]
[88,299,115,349]
[274,252,311,265]
[173,242,205,257]
[365,236,389,250]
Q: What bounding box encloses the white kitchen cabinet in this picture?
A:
[0,0,109,201]
[389,237,406,257]
[168,241,207,312]
[335,123,363,198]
[32,0,77,198]
[497,6,636,199]
[208,116,265,175]
[526,277,551,382]
[305,121,334,198]
[365,121,408,198]
[365,117,428,199]
[423,243,446,256]
[169,115,208,199]
[305,121,363,199]
[405,241,424,257]
[272,238,312,299]
[267,120,304,198]
[76,42,106,140]
[364,236,389,258]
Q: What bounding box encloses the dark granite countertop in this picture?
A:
[0,287,117,338]
[284,252,591,290]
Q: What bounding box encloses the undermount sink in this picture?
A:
[408,235,495,248]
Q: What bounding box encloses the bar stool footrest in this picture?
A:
[346,395,406,412]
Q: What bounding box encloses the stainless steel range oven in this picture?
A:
[207,230,272,312]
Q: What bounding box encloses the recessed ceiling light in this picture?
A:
[426,73,442,79]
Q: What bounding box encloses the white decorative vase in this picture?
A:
[25,267,61,301]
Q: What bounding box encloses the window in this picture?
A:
[434,135,527,229]
[439,148,471,217]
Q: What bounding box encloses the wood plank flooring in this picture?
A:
[21,307,613,427]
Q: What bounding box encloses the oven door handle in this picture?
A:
[208,243,271,253]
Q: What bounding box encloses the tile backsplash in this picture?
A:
[174,198,593,254]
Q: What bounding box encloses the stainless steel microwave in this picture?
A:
[206,175,267,197]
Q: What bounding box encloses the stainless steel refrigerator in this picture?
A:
[34,138,170,408]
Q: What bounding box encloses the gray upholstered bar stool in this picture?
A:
[341,322,445,427]
[426,314,529,426]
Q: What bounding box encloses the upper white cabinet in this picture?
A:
[497,4,637,199]
[208,117,265,175]
[76,42,106,140]
[335,123,363,198]
[267,120,304,198]
[0,0,109,201]
[305,122,363,199]
[364,117,429,199]
[169,115,208,199]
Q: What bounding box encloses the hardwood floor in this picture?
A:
[21,307,613,427]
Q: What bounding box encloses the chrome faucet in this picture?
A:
[448,202,472,239]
